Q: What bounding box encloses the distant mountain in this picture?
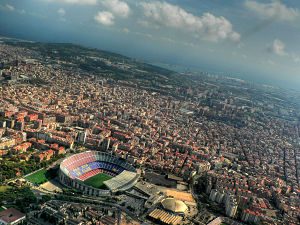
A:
[4,41,195,88]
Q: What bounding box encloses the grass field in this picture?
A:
[0,186,10,193]
[25,169,48,185]
[83,173,112,189]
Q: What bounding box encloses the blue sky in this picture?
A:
[0,0,300,88]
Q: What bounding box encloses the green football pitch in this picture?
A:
[25,169,48,185]
[83,173,112,189]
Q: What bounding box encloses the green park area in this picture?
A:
[25,169,56,185]
[24,167,58,185]
[0,186,37,213]
[25,169,48,185]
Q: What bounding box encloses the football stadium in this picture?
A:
[59,151,140,196]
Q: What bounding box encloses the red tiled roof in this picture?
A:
[0,208,25,223]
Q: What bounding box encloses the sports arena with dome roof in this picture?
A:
[161,198,188,215]
[59,151,140,196]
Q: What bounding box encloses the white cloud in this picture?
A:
[140,1,240,42]
[137,20,160,29]
[5,4,15,11]
[94,11,115,26]
[267,39,300,63]
[48,0,97,5]
[19,9,26,14]
[57,8,66,17]
[291,53,300,63]
[94,0,130,27]
[245,0,299,21]
[122,28,130,33]
[267,59,276,65]
[0,4,15,11]
[294,57,300,63]
[101,0,130,18]
[269,39,287,56]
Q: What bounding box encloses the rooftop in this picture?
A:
[161,198,188,214]
[0,208,25,224]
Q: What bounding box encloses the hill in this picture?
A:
[5,41,194,89]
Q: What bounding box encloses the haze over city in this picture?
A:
[1,0,300,88]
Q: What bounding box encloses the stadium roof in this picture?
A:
[161,198,188,214]
[104,170,139,192]
[148,209,182,225]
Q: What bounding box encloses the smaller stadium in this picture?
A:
[59,151,139,196]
